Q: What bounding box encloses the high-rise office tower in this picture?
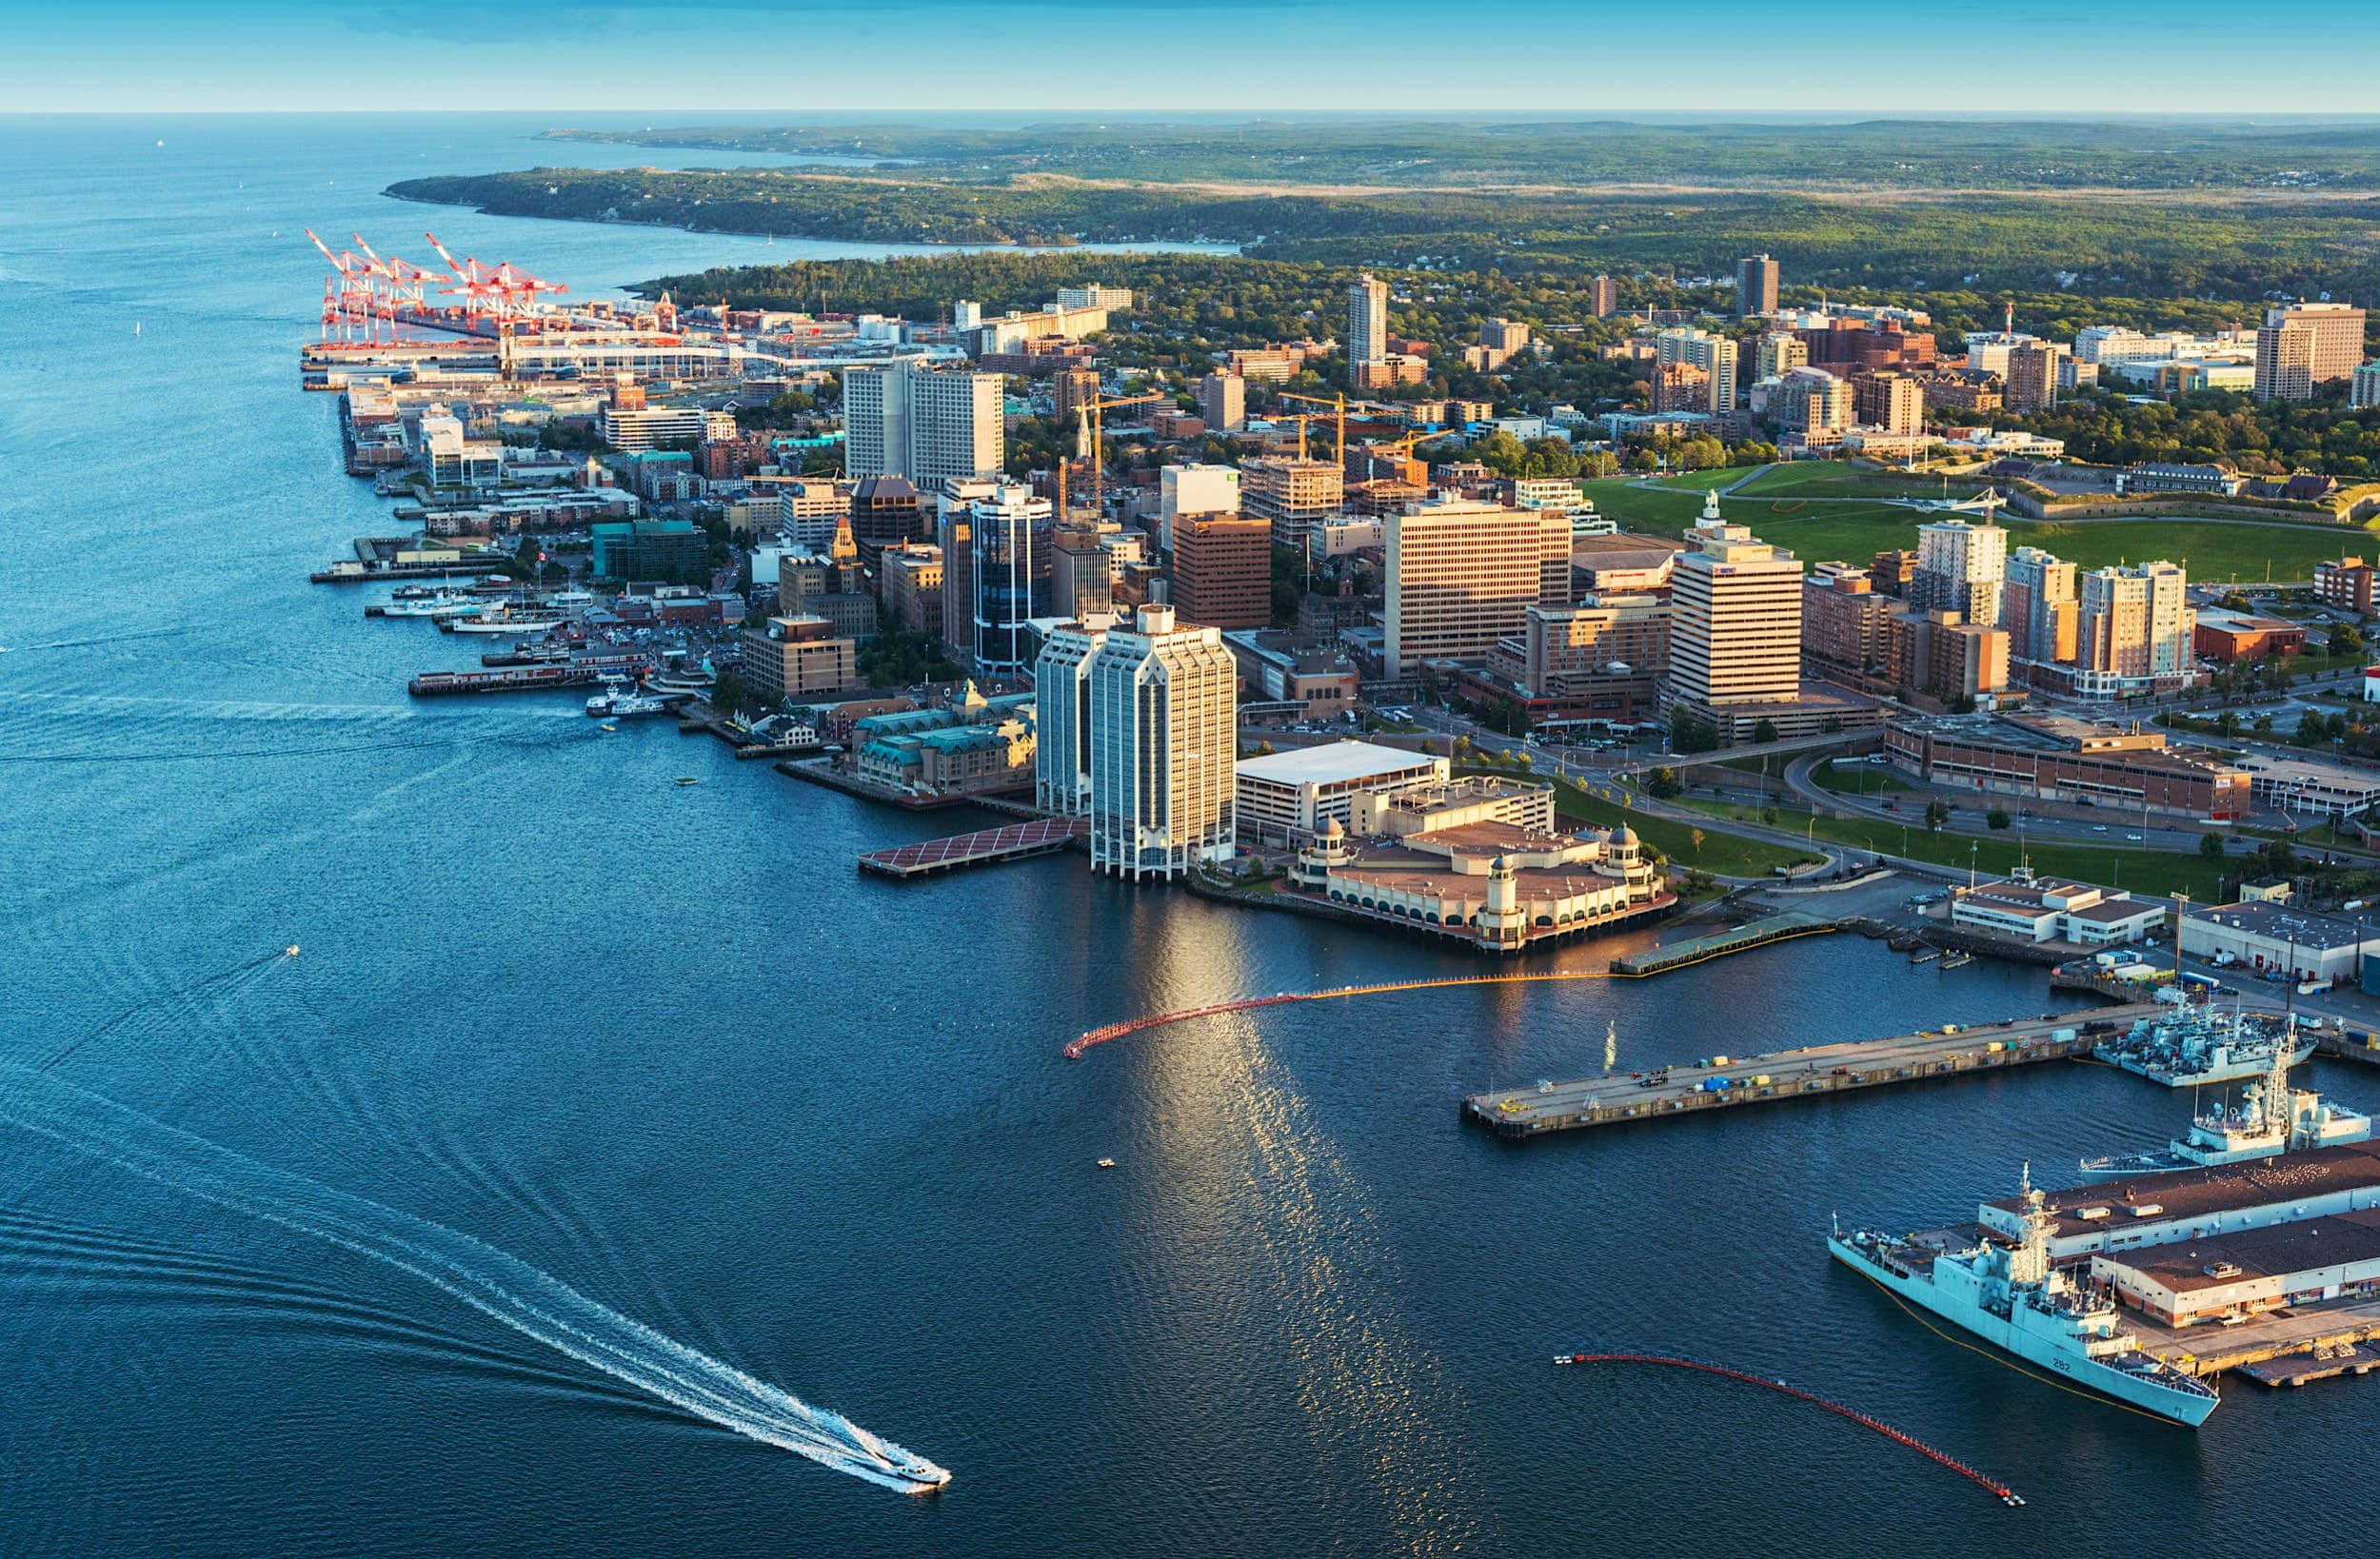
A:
[1171,516,1273,630]
[1590,275,1620,319]
[1088,605,1238,880]
[1913,518,2008,630]
[1736,254,1780,318]
[1240,457,1343,550]
[1382,499,1573,674]
[1033,614,1112,816]
[1665,496,1803,716]
[844,362,1002,486]
[967,481,1049,674]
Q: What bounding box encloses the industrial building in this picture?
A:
[2179,900,2380,984]
[1881,713,2249,820]
[2092,1207,2380,1327]
[1979,1142,2380,1262]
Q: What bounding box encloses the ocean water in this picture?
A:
[0,113,2368,1555]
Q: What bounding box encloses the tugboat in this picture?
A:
[1831,1167,2220,1427]
[2079,1043,2371,1180]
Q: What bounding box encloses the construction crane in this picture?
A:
[1067,389,1165,519]
[1347,425,1449,484]
[1278,390,1350,466]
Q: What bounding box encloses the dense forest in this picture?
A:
[539,117,2380,193]
[390,168,2380,302]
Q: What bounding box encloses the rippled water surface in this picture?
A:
[1,113,2369,1556]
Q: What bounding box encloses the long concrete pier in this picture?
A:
[1463,1004,2159,1138]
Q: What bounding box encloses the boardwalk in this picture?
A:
[857,818,1084,879]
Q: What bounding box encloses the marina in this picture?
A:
[1462,1006,2158,1137]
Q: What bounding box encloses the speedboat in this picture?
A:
[1097,1157,1117,1169]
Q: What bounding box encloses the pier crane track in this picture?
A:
[1061,970,1615,1060]
[1555,1352,2023,1507]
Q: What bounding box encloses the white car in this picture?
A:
[2127,833,2144,841]
[2092,824,2108,833]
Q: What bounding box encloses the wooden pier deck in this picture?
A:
[858,818,1085,878]
[1608,911,1839,977]
[1463,1004,2158,1138]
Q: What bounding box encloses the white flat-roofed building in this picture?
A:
[599,405,709,452]
[1234,740,1450,845]
[2233,753,2380,819]
[1949,872,2163,945]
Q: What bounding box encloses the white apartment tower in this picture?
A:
[844,362,1003,486]
[1033,614,1114,815]
[1088,605,1239,880]
[1913,518,2009,629]
[1665,492,1803,717]
[1348,274,1390,382]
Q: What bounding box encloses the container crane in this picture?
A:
[304,228,381,344]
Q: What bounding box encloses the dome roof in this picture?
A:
[1614,825,1639,847]
[1321,818,1344,839]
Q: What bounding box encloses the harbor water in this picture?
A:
[1,115,2370,1555]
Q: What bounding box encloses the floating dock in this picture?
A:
[858,818,1085,878]
[1609,911,1839,977]
[1463,1005,2158,1138]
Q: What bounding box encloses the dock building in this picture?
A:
[2091,1207,2380,1327]
[1979,1142,2380,1263]
[1289,818,1669,953]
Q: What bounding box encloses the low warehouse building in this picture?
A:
[2092,1207,2380,1326]
[2180,900,2380,985]
[1234,740,1448,845]
[1980,1142,2380,1262]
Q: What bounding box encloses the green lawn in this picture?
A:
[1731,464,1983,503]
[1588,464,2358,582]
[1807,762,1915,796]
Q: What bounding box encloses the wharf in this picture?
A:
[2124,1293,2380,1379]
[1609,911,1838,977]
[1463,1004,2158,1138]
[2317,1030,2380,1070]
[2238,1345,2377,1388]
[857,818,1085,878]
[774,756,1033,811]
[407,657,649,697]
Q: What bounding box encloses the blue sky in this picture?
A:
[10,1,2380,112]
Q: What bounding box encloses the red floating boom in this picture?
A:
[1554,1352,2023,1507]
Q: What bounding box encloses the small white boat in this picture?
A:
[1096,1157,1117,1169]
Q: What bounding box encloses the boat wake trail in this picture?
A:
[0,1065,951,1494]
